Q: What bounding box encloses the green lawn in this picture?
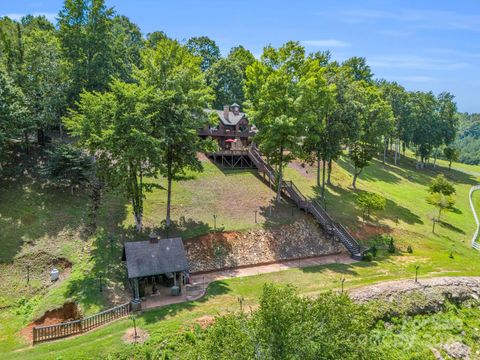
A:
[1,151,480,359]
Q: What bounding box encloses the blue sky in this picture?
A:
[2,0,480,113]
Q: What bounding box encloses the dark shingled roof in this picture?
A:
[124,238,188,279]
[204,108,247,126]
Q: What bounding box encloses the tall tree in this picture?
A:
[206,58,244,108]
[185,36,220,71]
[348,82,394,188]
[342,57,373,83]
[22,28,69,145]
[409,91,439,168]
[0,66,27,170]
[298,56,336,197]
[377,80,410,165]
[433,92,458,168]
[245,41,306,201]
[110,15,143,82]
[64,80,162,232]
[228,45,255,73]
[135,39,214,228]
[58,0,115,101]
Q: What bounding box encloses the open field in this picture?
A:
[1,150,480,358]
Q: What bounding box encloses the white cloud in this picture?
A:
[301,39,351,48]
[395,76,436,83]
[1,12,57,23]
[320,8,480,32]
[369,55,467,71]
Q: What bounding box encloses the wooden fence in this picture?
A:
[33,302,131,344]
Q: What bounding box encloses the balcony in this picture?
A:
[198,128,256,138]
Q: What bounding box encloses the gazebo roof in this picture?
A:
[124,237,188,279]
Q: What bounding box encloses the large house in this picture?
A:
[200,103,256,150]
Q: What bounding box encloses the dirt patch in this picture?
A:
[195,315,215,329]
[184,216,346,273]
[21,302,81,343]
[352,223,393,241]
[122,327,149,345]
[288,160,317,179]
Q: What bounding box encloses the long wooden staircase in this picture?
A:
[247,146,364,260]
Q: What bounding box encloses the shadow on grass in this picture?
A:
[336,154,479,187]
[312,184,423,230]
[0,148,92,263]
[438,220,466,235]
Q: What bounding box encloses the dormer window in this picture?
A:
[231,103,240,115]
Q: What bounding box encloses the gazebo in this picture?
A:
[123,237,189,306]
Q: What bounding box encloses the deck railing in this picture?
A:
[247,145,364,259]
[199,129,256,137]
[32,302,131,344]
[470,185,480,251]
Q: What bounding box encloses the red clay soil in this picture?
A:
[352,223,393,241]
[184,231,245,249]
[21,302,81,343]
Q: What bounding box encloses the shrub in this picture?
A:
[388,238,396,253]
[363,252,373,262]
[407,245,413,254]
[41,144,94,193]
[370,244,378,258]
[356,192,387,219]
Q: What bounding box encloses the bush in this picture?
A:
[363,252,373,262]
[356,192,387,219]
[370,245,378,258]
[388,238,396,253]
[41,144,94,193]
[164,284,382,359]
[407,245,413,254]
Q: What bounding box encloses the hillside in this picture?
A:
[455,112,480,165]
[1,148,479,358]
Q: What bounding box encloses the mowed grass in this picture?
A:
[1,151,480,359]
[0,157,297,353]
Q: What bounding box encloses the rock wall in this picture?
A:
[349,276,480,318]
[184,215,347,273]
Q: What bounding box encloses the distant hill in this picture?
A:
[455,113,480,165]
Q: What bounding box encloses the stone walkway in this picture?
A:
[191,253,354,285]
[141,253,355,311]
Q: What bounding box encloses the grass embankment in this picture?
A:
[1,151,480,359]
[0,155,298,353]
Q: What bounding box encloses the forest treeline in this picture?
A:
[0,0,468,231]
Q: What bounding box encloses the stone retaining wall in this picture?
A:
[184,215,347,273]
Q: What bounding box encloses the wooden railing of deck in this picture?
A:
[32,302,131,344]
[247,145,364,259]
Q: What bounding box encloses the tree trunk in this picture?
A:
[134,212,143,233]
[433,148,439,169]
[37,128,45,146]
[24,131,30,154]
[327,159,332,185]
[316,152,321,188]
[321,157,326,201]
[166,159,173,228]
[394,139,398,165]
[383,139,387,164]
[276,146,284,202]
[352,167,362,189]
[449,160,452,170]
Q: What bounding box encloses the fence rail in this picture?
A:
[33,302,131,344]
[470,185,480,251]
